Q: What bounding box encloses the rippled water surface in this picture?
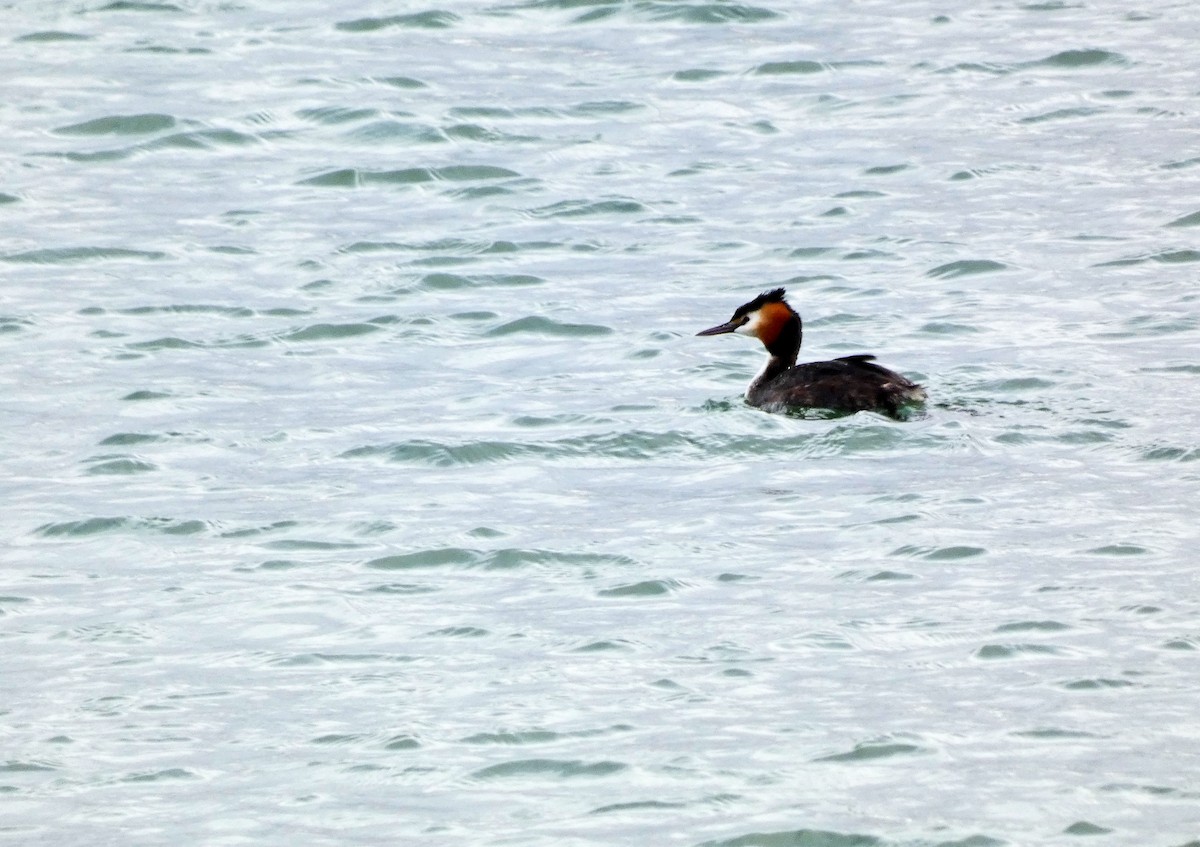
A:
[4,1,1200,844]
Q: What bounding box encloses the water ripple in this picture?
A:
[341,426,929,466]
[2,247,166,263]
[471,758,627,780]
[297,165,521,188]
[365,548,636,571]
[335,11,459,32]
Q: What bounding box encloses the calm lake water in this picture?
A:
[4,1,1200,845]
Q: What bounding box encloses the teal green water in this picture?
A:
[4,2,1200,845]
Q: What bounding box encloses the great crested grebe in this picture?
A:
[697,288,926,418]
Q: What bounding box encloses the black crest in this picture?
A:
[732,287,790,320]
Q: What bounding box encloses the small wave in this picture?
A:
[118,317,397,351]
[418,272,543,291]
[121,390,173,401]
[994,620,1071,633]
[567,100,644,116]
[461,724,629,745]
[526,198,646,218]
[0,595,33,616]
[447,105,559,120]
[936,61,1015,75]
[573,640,635,652]
[672,68,727,83]
[1,247,166,264]
[486,315,611,337]
[297,165,520,188]
[296,106,379,125]
[122,334,267,351]
[426,626,489,638]
[471,758,626,780]
[121,768,198,783]
[1032,49,1130,69]
[917,321,981,336]
[1093,313,1197,338]
[262,539,366,551]
[0,315,33,335]
[754,59,882,75]
[83,455,158,475]
[530,0,774,25]
[35,516,209,537]
[146,128,261,150]
[125,44,212,55]
[579,2,778,24]
[863,165,909,179]
[0,761,57,773]
[309,733,367,746]
[35,517,315,540]
[889,544,984,560]
[217,520,300,539]
[15,30,90,42]
[1093,249,1200,267]
[926,259,1009,278]
[1061,677,1137,690]
[976,643,1062,660]
[1011,727,1101,741]
[696,829,884,847]
[421,164,523,182]
[1019,107,1103,124]
[813,739,926,763]
[1085,544,1149,556]
[94,1,185,12]
[342,425,927,467]
[335,11,458,32]
[443,123,538,144]
[590,799,688,815]
[279,322,383,342]
[53,113,175,135]
[597,579,682,597]
[972,377,1055,392]
[115,304,257,317]
[339,238,546,255]
[837,569,915,582]
[348,120,447,144]
[1064,822,1113,837]
[37,126,261,163]
[949,163,1041,180]
[374,76,428,89]
[364,547,636,571]
[937,49,1128,77]
[462,730,559,745]
[367,548,476,570]
[1166,210,1200,228]
[650,3,779,24]
[1137,444,1200,462]
[124,336,203,350]
[269,652,417,667]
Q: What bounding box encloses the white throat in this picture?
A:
[733,310,764,337]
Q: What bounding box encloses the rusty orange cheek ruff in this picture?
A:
[752,301,794,346]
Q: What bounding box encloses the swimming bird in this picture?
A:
[697,288,925,418]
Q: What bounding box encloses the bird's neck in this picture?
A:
[747,316,800,401]
[748,353,795,400]
[763,316,800,368]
